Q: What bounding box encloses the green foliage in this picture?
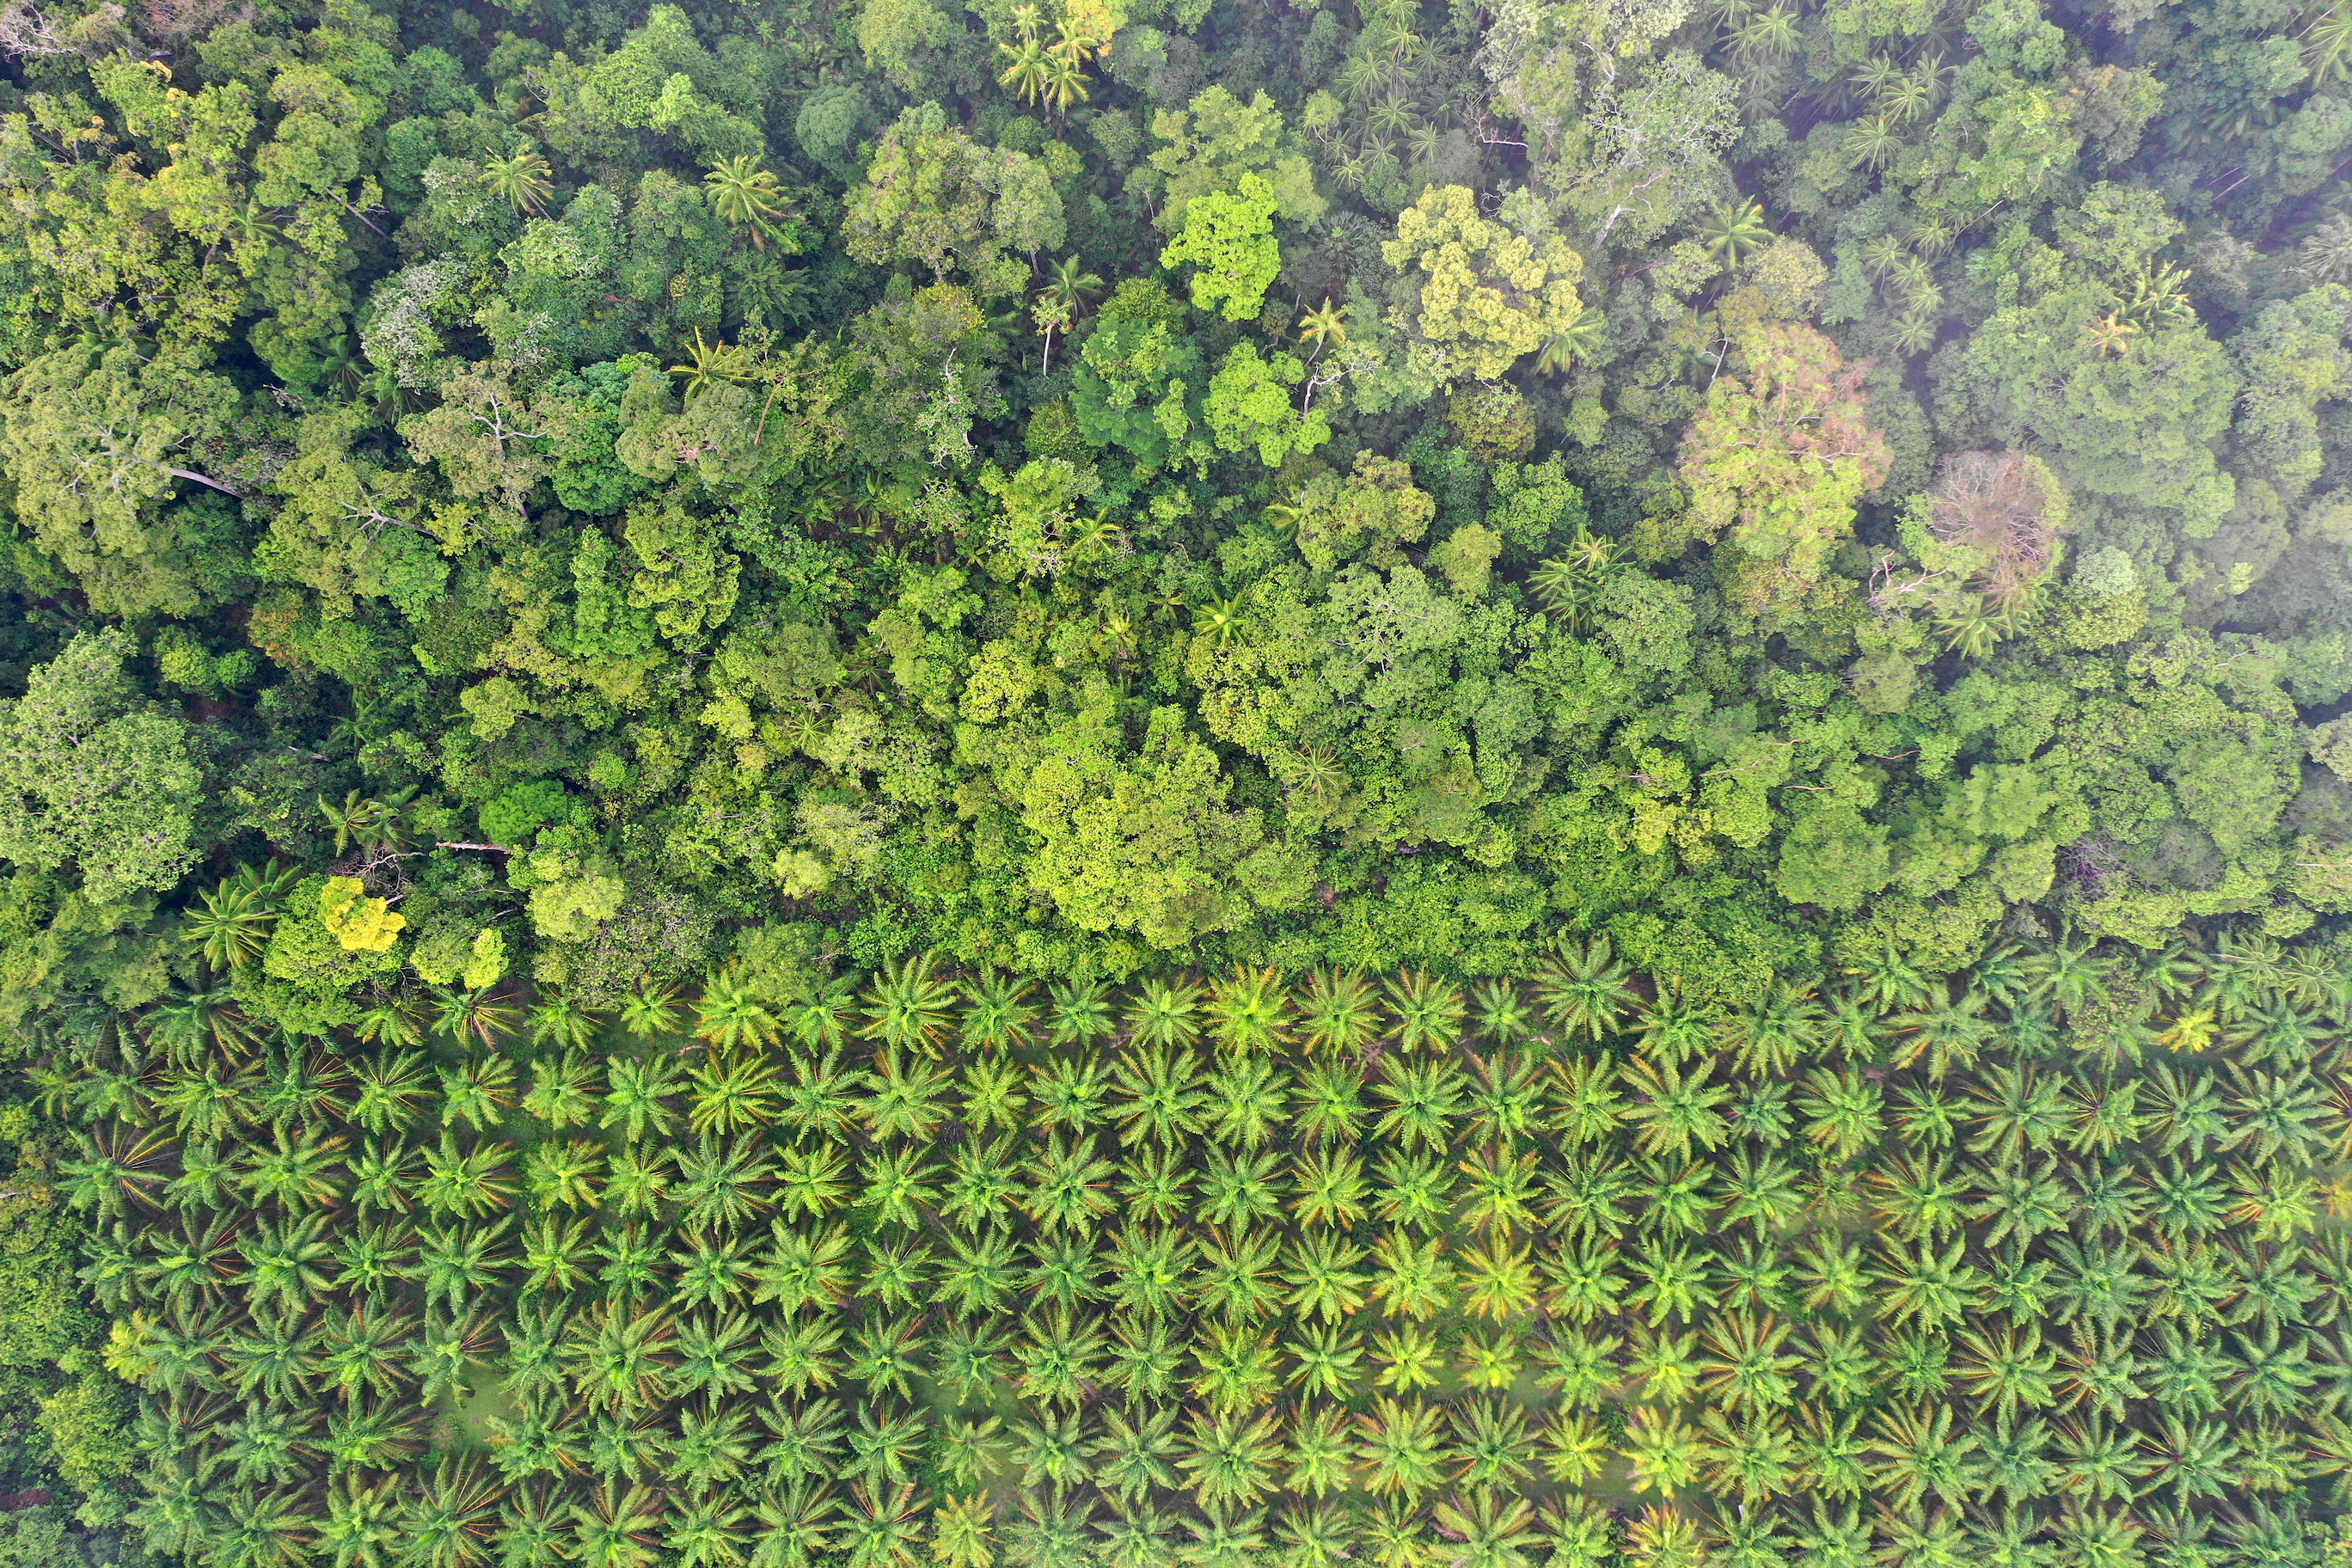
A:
[0,633,200,906]
[1205,343,1330,467]
[1159,172,1280,324]
[0,4,2347,1553]
[0,350,247,618]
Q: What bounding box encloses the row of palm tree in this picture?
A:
[177,854,2352,1057]
[46,910,2352,1568]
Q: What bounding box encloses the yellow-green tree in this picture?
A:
[1380,186,1585,385]
[1669,322,1891,622]
[318,877,407,952]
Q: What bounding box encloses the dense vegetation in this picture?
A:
[0,0,2351,1552]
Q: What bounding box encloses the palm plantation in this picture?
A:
[28,891,2352,1567]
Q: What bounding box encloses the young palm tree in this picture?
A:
[1204,1052,1288,1149]
[599,1054,684,1143]
[930,1495,994,1568]
[688,1055,779,1136]
[1085,1401,1177,1503]
[416,1216,513,1314]
[1207,967,1293,1055]
[1044,976,1115,1046]
[568,1482,665,1568]
[522,1050,603,1129]
[1125,977,1204,1048]
[861,1050,952,1142]
[1357,1398,1448,1502]
[1890,989,1991,1081]
[959,968,1036,1053]
[1289,1143,1369,1229]
[1372,1055,1466,1155]
[59,1122,175,1216]
[527,995,599,1052]
[1532,935,1642,1042]
[1384,971,1466,1053]
[146,985,259,1067]
[1460,1233,1542,1320]
[673,1134,777,1230]
[435,989,519,1050]
[861,953,959,1057]
[1459,1143,1541,1237]
[1010,1307,1106,1412]
[1021,1132,1116,1234]
[1178,1406,1284,1513]
[1283,1230,1370,1324]
[1723,980,1821,1076]
[1110,1043,1205,1148]
[1197,1143,1283,1230]
[1469,978,1537,1049]
[1289,1057,1366,1148]
[1192,1234,1286,1333]
[1295,969,1383,1056]
[235,1128,347,1213]
[695,968,781,1056]
[1622,1056,1731,1160]
[1633,982,1720,1071]
[418,1134,519,1219]
[131,1038,213,1138]
[348,1050,430,1136]
[1029,1051,1109,1136]
[439,1056,518,1134]
[948,1055,1022,1140]
[617,983,683,1043]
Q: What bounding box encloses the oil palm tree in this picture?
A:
[1622,1056,1731,1160]
[1208,967,1292,1054]
[1110,1043,1205,1147]
[433,989,518,1049]
[1372,1055,1466,1155]
[862,952,958,1057]
[1532,934,1642,1041]
[959,968,1036,1053]
[1384,971,1465,1053]
[1356,1398,1448,1501]
[1044,976,1115,1045]
[687,1055,777,1136]
[1126,977,1204,1047]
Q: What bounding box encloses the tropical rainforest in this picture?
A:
[2,0,2352,1559]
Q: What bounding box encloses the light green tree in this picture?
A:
[1206,344,1331,467]
[1146,86,1326,231]
[1159,173,1280,323]
[1015,707,1307,948]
